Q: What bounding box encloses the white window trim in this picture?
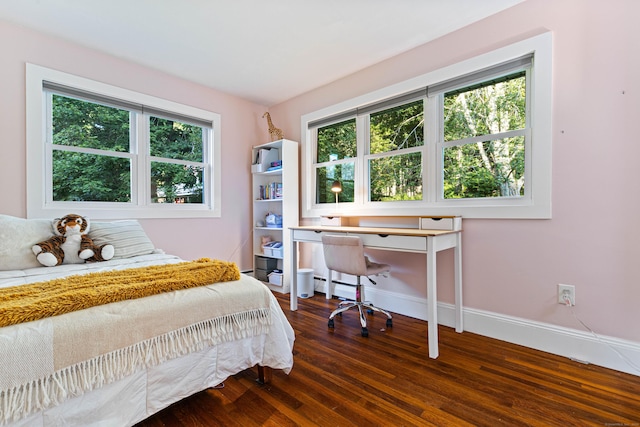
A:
[300,32,552,219]
[26,63,222,219]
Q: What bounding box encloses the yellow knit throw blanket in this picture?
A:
[0,258,240,328]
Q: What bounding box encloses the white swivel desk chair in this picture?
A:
[321,234,393,337]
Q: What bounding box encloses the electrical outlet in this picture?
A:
[558,284,575,306]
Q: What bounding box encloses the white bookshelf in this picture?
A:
[251,139,298,293]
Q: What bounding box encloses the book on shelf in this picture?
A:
[258,182,283,200]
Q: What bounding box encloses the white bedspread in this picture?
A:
[0,252,183,289]
[0,254,295,426]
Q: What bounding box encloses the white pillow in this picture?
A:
[0,215,53,271]
[90,220,155,259]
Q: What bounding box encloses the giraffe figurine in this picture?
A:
[262,112,284,141]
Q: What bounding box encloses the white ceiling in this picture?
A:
[0,0,523,106]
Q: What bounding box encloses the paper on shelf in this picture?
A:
[255,148,279,170]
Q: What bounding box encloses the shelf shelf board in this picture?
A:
[254,227,283,231]
[255,198,283,202]
[254,253,283,260]
[253,169,282,176]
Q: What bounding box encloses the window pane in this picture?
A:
[443,136,525,199]
[370,100,424,155]
[369,153,422,202]
[52,151,131,202]
[444,73,526,142]
[149,117,204,162]
[316,162,354,204]
[316,119,356,163]
[52,95,130,152]
[151,162,203,204]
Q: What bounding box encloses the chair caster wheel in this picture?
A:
[328,319,335,329]
[366,309,374,315]
[361,327,368,337]
[386,318,393,327]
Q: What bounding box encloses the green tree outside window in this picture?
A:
[51,95,208,204]
[443,73,526,199]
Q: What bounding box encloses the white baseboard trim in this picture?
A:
[459,305,640,377]
[322,281,640,377]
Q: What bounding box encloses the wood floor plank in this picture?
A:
[136,292,640,426]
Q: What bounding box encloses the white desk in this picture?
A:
[289,225,462,359]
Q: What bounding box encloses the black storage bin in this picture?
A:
[255,256,277,270]
[254,268,270,282]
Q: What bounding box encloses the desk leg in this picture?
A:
[427,236,439,359]
[454,232,463,333]
[290,230,298,311]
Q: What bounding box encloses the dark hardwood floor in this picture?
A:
[137,292,640,426]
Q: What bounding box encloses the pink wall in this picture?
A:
[0,19,267,270]
[270,0,640,342]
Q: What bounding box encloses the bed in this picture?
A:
[0,215,295,426]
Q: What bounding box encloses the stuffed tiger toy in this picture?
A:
[32,214,115,267]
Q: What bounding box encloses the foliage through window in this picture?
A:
[46,91,213,211]
[316,119,356,204]
[148,116,206,204]
[313,72,528,206]
[28,65,223,219]
[442,72,526,199]
[306,42,551,221]
[369,100,424,202]
[51,95,132,202]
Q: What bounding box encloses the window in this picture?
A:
[368,99,424,202]
[302,33,551,219]
[440,72,527,200]
[147,115,207,204]
[315,119,356,203]
[27,64,221,219]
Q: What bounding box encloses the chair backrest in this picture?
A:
[321,235,368,277]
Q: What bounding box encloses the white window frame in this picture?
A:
[301,32,552,219]
[26,63,222,219]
